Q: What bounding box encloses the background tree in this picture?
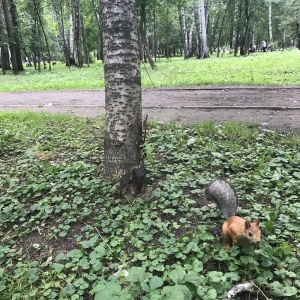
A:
[73,0,83,67]
[0,2,11,73]
[1,44,11,73]
[32,0,52,70]
[1,0,18,73]
[180,6,189,59]
[179,1,195,59]
[268,0,273,50]
[1,0,300,74]
[9,0,23,71]
[101,0,144,195]
[51,0,72,65]
[196,0,209,58]
[139,0,156,69]
[239,0,252,56]
[88,0,103,60]
[278,0,300,49]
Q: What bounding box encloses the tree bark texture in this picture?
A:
[91,0,103,61]
[268,1,273,50]
[1,43,11,73]
[151,0,157,61]
[74,0,83,67]
[9,0,23,71]
[69,10,74,57]
[231,1,238,55]
[1,0,18,73]
[35,19,41,72]
[240,0,250,56]
[0,1,7,74]
[33,0,52,70]
[81,15,89,66]
[188,19,194,57]
[139,0,155,69]
[197,0,209,58]
[51,0,71,65]
[181,7,189,59]
[101,0,143,188]
[297,22,300,50]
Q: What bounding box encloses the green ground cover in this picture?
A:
[0,50,299,92]
[1,112,300,299]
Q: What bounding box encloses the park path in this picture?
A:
[1,86,300,132]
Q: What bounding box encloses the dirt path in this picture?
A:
[1,86,300,132]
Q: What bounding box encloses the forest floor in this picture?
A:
[1,85,300,133]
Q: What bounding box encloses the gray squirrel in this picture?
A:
[205,179,261,250]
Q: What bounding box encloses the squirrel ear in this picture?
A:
[255,219,260,226]
[245,220,251,229]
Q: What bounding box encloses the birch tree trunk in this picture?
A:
[51,0,71,65]
[188,20,194,57]
[81,15,89,66]
[181,7,189,59]
[268,1,273,50]
[194,9,199,58]
[197,0,209,58]
[153,0,157,60]
[69,11,74,57]
[101,0,143,195]
[231,2,238,55]
[74,0,83,67]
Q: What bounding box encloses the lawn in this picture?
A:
[1,112,300,299]
[0,49,299,92]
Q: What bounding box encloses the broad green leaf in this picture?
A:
[269,281,297,297]
[149,276,164,290]
[169,268,186,284]
[185,271,202,286]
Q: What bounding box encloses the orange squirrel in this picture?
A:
[205,179,261,250]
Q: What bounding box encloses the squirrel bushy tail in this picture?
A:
[205,179,238,219]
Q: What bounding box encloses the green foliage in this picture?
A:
[1,112,300,299]
[0,50,300,91]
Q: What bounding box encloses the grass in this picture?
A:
[1,49,300,299]
[0,49,299,92]
[1,111,300,299]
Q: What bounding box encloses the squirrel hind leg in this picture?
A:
[221,232,232,251]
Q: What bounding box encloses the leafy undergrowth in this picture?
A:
[1,112,300,299]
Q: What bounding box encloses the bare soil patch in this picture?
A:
[1,85,300,132]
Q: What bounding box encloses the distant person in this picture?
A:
[249,43,256,53]
[261,40,267,52]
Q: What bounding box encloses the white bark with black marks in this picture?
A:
[197,0,209,58]
[268,1,273,50]
[181,7,189,59]
[101,0,143,193]
[224,282,255,300]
